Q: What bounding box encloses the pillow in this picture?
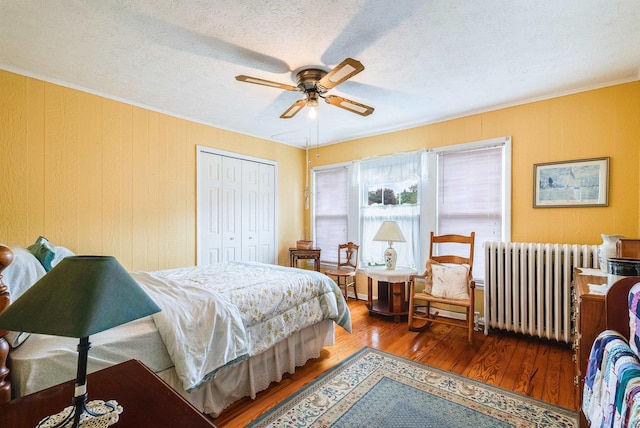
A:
[416,259,435,295]
[429,260,470,300]
[2,247,46,301]
[4,331,30,348]
[27,236,56,271]
[51,245,75,268]
[628,282,640,355]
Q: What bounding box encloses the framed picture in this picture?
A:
[533,157,609,208]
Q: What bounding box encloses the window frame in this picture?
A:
[310,136,511,280]
[426,136,512,285]
[311,162,358,267]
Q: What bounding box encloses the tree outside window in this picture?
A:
[367,182,417,206]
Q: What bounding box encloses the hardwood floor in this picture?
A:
[212,299,577,427]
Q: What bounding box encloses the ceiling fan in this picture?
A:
[235,58,374,119]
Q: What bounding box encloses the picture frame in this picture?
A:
[533,157,609,208]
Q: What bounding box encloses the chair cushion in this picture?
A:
[429,260,470,300]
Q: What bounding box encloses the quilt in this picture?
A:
[134,261,352,392]
[583,330,640,427]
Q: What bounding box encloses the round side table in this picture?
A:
[361,266,417,322]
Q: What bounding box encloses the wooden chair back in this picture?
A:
[429,231,475,275]
[337,242,359,271]
[408,231,476,344]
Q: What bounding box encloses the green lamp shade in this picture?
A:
[0,256,161,338]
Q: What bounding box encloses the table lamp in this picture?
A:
[373,221,406,270]
[0,255,161,428]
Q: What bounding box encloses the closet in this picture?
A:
[197,147,277,265]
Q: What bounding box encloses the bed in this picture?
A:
[0,241,351,417]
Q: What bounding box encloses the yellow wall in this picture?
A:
[310,81,640,245]
[2,68,639,278]
[310,82,640,311]
[0,70,306,271]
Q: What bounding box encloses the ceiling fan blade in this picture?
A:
[318,58,364,90]
[235,75,298,91]
[280,99,307,119]
[324,95,374,116]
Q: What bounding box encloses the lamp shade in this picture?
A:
[373,221,406,243]
[0,256,161,338]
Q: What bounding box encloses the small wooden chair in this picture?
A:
[325,242,359,301]
[408,232,476,344]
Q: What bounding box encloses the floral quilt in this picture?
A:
[134,261,351,392]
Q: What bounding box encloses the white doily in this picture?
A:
[36,400,123,428]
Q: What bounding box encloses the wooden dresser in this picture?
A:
[572,268,626,418]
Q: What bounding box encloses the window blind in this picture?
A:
[437,146,504,282]
[314,167,349,264]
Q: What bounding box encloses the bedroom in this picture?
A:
[1,1,640,427]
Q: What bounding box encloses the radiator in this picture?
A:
[484,241,599,343]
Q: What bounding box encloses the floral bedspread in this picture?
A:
[133,261,351,392]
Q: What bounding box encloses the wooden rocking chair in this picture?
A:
[408,232,475,344]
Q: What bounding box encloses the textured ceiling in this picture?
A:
[1,1,639,148]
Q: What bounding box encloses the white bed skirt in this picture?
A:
[156,319,336,417]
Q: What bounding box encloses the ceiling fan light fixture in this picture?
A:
[306,92,319,108]
[237,58,373,119]
[307,92,319,118]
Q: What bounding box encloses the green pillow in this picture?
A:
[27,236,56,272]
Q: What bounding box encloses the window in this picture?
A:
[434,143,509,282]
[311,137,511,281]
[359,151,423,269]
[313,166,349,264]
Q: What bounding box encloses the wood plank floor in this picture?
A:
[212,299,577,427]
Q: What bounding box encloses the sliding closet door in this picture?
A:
[197,147,277,266]
[241,160,260,261]
[257,163,275,263]
[222,156,242,262]
[241,161,276,263]
[197,152,223,265]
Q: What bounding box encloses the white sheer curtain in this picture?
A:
[358,151,423,269]
[359,151,422,184]
[361,205,419,268]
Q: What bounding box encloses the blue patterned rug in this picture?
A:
[247,347,578,427]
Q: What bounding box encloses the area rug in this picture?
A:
[247,347,578,427]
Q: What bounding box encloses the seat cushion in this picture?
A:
[429,260,470,300]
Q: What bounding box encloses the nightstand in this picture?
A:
[0,360,217,427]
[289,247,321,271]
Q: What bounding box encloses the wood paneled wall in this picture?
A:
[312,81,640,244]
[2,68,639,273]
[0,70,305,271]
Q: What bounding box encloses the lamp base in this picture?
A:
[37,400,122,428]
[384,246,397,270]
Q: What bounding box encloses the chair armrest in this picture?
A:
[409,272,428,282]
